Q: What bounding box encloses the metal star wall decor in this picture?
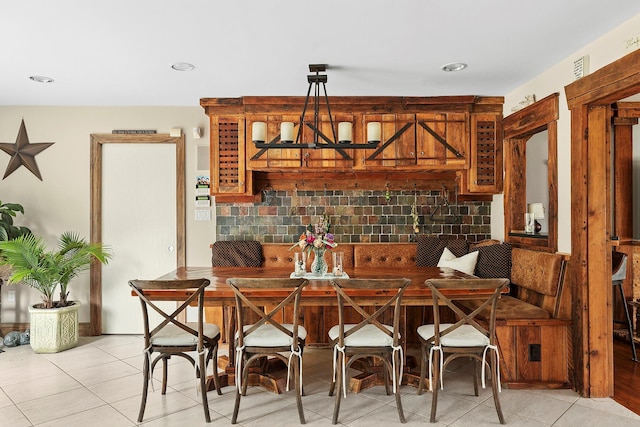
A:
[0,119,54,180]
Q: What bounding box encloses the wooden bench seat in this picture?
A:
[461,247,571,388]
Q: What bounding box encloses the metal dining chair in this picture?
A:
[328,277,411,425]
[417,278,509,424]
[226,277,308,424]
[129,278,222,423]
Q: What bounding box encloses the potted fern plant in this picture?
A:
[0,231,112,353]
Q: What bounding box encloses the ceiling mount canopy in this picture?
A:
[252,64,381,150]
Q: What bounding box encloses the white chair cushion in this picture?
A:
[151,322,220,346]
[417,323,489,347]
[328,324,395,347]
[238,324,308,347]
[437,247,479,275]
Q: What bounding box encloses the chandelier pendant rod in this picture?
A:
[253,64,381,151]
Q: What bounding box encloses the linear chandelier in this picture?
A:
[251,64,381,150]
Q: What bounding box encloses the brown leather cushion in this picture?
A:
[262,243,355,269]
[511,248,562,296]
[211,240,263,267]
[415,236,469,267]
[353,243,416,268]
[261,243,296,268]
[459,295,551,320]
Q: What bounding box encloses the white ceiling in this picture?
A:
[3,1,640,107]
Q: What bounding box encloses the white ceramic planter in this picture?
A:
[28,302,80,353]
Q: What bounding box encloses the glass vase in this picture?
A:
[311,247,328,276]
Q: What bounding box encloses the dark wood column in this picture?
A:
[613,114,638,240]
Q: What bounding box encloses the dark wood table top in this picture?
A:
[148,265,482,306]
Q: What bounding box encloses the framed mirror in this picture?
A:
[503,93,559,252]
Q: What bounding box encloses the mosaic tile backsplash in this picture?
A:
[216,189,491,244]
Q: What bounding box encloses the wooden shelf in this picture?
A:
[509,231,549,239]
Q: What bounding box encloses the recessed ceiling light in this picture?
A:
[29,75,54,83]
[441,63,468,72]
[171,62,195,71]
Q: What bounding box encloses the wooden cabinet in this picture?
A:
[246,114,357,170]
[303,114,356,169]
[246,115,302,170]
[466,112,503,194]
[210,116,250,196]
[201,96,504,198]
[416,112,468,170]
[496,321,571,387]
[361,114,416,168]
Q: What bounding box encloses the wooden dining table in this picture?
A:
[153,265,478,305]
[146,265,484,393]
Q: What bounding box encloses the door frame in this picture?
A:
[89,133,185,336]
[565,48,640,397]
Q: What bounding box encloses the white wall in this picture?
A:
[0,107,215,323]
[493,13,640,254]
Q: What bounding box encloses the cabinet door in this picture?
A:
[246,115,302,170]
[302,114,355,169]
[210,116,248,195]
[467,113,503,193]
[362,114,416,168]
[416,112,468,169]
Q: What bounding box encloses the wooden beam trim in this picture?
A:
[503,93,560,138]
[566,49,640,108]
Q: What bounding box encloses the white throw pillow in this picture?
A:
[437,247,479,275]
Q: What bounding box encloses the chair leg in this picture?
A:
[329,349,337,397]
[430,350,440,423]
[231,386,242,424]
[393,351,406,423]
[209,345,222,396]
[417,344,427,395]
[332,351,343,425]
[241,355,251,396]
[161,356,169,394]
[473,358,480,396]
[293,354,306,424]
[383,357,392,396]
[198,351,212,423]
[490,351,505,424]
[137,353,150,422]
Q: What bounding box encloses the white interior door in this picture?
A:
[101,143,176,334]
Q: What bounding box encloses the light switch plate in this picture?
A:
[195,209,211,221]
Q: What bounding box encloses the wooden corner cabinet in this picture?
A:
[201,96,504,198]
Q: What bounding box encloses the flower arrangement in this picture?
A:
[290,213,338,255]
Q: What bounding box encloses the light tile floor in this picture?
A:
[1,335,639,426]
